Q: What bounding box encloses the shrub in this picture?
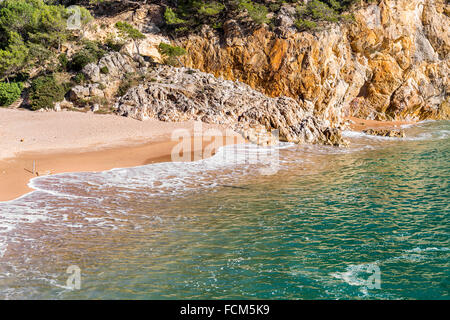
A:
[0,82,22,106]
[100,66,109,74]
[175,26,189,33]
[70,52,96,71]
[294,0,345,30]
[238,0,270,25]
[341,13,355,23]
[117,75,137,97]
[29,75,68,110]
[295,19,318,31]
[105,36,125,52]
[70,41,106,71]
[58,53,69,71]
[158,43,186,58]
[72,73,85,85]
[269,3,282,13]
[197,2,225,16]
[115,21,145,40]
[307,0,339,22]
[164,7,186,25]
[158,43,187,66]
[212,22,223,29]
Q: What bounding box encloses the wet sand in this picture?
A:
[346,116,415,131]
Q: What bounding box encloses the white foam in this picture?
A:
[330,263,378,287]
[405,247,450,253]
[342,130,366,138]
[343,128,449,142]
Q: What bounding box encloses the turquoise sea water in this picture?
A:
[0,121,448,299]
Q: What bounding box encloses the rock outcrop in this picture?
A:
[177,0,449,123]
[363,128,406,137]
[116,65,347,146]
[68,52,145,104]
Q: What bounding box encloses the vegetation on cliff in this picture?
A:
[0,0,92,108]
[158,43,186,66]
[54,1,363,33]
[159,0,361,33]
[0,0,364,84]
[0,0,447,124]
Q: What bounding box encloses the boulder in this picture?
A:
[69,84,104,102]
[82,63,101,82]
[69,85,90,101]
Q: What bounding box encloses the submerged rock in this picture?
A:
[116,65,347,146]
[363,128,406,138]
[238,124,279,147]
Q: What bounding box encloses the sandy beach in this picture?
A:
[0,109,415,202]
[0,109,245,202]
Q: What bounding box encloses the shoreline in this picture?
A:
[0,108,245,202]
[0,109,416,202]
[0,135,245,202]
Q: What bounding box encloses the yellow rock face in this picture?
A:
[178,0,449,123]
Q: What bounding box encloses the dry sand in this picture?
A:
[0,109,245,202]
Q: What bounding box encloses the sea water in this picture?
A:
[0,121,448,299]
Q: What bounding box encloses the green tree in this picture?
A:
[0,81,23,106]
[69,40,106,71]
[115,21,145,40]
[29,74,68,110]
[158,42,187,66]
[0,0,93,80]
[164,7,186,25]
[295,0,349,31]
[115,21,145,55]
[197,1,225,16]
[0,32,29,81]
[238,0,270,25]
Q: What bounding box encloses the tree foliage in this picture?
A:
[158,42,187,66]
[115,21,145,40]
[237,0,270,25]
[0,81,23,107]
[29,74,68,110]
[295,0,357,31]
[0,0,92,80]
[164,7,187,25]
[69,40,106,71]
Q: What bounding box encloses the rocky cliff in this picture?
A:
[176,0,449,124]
[65,0,449,147]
